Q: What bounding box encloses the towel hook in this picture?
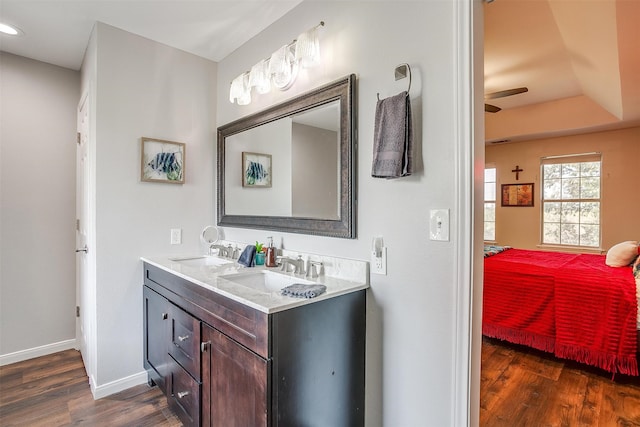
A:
[377,63,412,101]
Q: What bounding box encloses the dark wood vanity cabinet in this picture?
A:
[144,286,201,426]
[143,285,170,393]
[202,325,269,426]
[143,262,365,427]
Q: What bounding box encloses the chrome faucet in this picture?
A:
[226,244,240,260]
[306,260,323,279]
[229,245,240,260]
[277,256,296,273]
[210,244,228,257]
[278,255,305,275]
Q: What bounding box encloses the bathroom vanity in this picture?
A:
[142,254,367,427]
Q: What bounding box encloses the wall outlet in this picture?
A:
[371,247,387,275]
[170,228,182,245]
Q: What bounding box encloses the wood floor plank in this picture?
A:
[0,369,88,406]
[0,350,180,427]
[511,345,563,382]
[539,367,596,427]
[0,379,89,424]
[598,378,640,426]
[481,337,640,427]
[9,410,72,427]
[0,370,23,392]
[4,341,639,426]
[22,356,84,382]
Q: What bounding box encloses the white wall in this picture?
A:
[291,123,339,219]
[82,23,217,393]
[224,117,292,216]
[216,2,477,425]
[485,126,640,250]
[0,53,79,359]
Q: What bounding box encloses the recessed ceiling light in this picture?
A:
[0,23,23,36]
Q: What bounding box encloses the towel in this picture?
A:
[237,245,256,267]
[281,283,327,299]
[371,91,413,178]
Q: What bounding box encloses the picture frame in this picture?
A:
[141,137,185,184]
[242,152,272,188]
[501,183,534,207]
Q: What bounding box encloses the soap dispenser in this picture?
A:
[265,236,277,267]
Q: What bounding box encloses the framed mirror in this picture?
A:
[217,74,356,238]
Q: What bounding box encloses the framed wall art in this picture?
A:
[501,183,534,207]
[242,152,272,188]
[141,137,185,184]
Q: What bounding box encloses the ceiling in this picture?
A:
[485,0,640,143]
[0,0,302,70]
[1,0,638,143]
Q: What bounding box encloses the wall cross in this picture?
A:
[511,165,523,180]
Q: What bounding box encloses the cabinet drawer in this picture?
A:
[168,357,200,427]
[169,305,201,380]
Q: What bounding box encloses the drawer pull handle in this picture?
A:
[177,391,190,399]
[161,313,168,320]
[178,335,189,342]
[201,341,211,352]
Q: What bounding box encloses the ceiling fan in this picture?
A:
[484,87,528,113]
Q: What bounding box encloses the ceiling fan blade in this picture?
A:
[485,87,528,100]
[485,103,501,113]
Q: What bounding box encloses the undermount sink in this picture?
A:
[220,270,315,293]
[169,255,232,267]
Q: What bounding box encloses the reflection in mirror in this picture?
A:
[217,74,356,238]
[291,103,340,219]
[225,102,340,219]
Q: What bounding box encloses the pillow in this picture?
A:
[605,240,639,267]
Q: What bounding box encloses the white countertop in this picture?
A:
[141,255,369,314]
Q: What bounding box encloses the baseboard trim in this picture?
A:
[0,339,77,366]
[92,370,148,400]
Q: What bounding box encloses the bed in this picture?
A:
[483,245,639,376]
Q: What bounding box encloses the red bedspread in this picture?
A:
[483,249,638,375]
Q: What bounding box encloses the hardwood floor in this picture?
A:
[0,349,181,426]
[481,337,640,426]
[2,342,639,426]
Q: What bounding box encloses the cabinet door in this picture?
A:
[143,286,170,392]
[202,324,269,427]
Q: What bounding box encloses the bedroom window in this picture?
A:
[541,154,601,248]
[484,167,496,241]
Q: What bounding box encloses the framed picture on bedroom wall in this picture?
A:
[501,183,534,207]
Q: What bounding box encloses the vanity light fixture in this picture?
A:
[295,23,321,68]
[230,21,325,105]
[229,72,251,105]
[269,43,298,90]
[0,22,23,36]
[249,58,271,94]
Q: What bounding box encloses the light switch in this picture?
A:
[429,209,449,241]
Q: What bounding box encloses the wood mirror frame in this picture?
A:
[217,74,356,238]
